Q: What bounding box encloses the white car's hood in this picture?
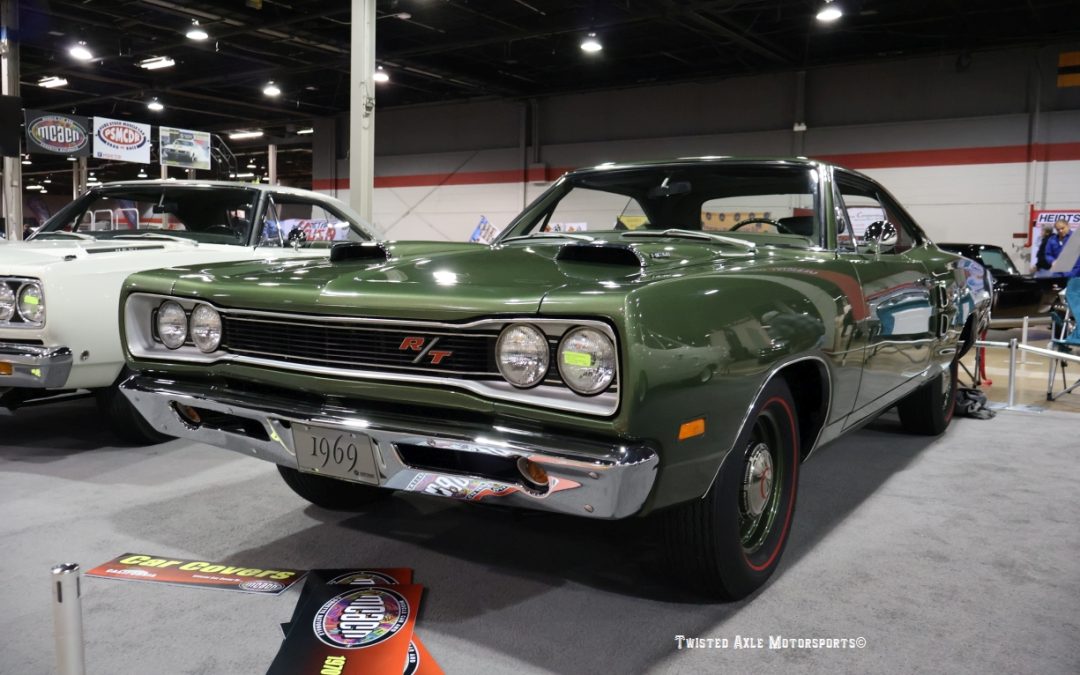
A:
[0,237,265,277]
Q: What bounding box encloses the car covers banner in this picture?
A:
[24,110,91,157]
[160,126,211,170]
[93,116,151,163]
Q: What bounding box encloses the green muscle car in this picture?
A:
[119,158,991,599]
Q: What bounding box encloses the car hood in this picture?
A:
[0,237,254,277]
[155,238,763,320]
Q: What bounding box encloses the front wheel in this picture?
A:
[664,378,801,600]
[897,360,957,435]
[277,465,390,510]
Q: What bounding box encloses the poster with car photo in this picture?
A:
[159,126,211,170]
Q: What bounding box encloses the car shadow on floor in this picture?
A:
[0,397,122,458]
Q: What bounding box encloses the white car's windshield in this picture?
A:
[33,186,260,245]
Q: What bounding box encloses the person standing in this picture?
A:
[1045,217,1073,268]
[1035,223,1054,271]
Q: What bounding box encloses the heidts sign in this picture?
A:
[23,110,91,156]
[93,116,151,163]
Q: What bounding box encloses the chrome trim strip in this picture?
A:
[125,292,621,416]
[120,375,658,519]
[0,343,73,388]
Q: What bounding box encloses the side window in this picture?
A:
[837,175,918,254]
[259,197,369,246]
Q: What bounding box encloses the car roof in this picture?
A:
[565,156,828,176]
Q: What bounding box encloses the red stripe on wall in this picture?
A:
[312,141,1080,190]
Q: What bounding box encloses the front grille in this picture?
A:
[221,315,498,377]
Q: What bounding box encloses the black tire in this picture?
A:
[277,465,390,510]
[664,377,801,600]
[897,360,958,436]
[96,377,172,445]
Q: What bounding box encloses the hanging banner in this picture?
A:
[24,110,91,157]
[93,116,151,163]
[159,126,211,170]
[85,552,306,595]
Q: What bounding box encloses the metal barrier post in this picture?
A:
[1007,338,1019,408]
[973,340,983,388]
[51,563,86,675]
[1020,316,1030,365]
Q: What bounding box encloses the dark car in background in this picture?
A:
[938,243,1062,327]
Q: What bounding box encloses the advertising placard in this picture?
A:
[1029,209,1080,270]
[85,552,306,595]
[93,116,151,163]
[159,126,211,170]
[23,110,91,156]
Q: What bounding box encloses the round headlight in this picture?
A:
[190,304,222,353]
[0,284,14,322]
[17,283,45,324]
[557,327,616,395]
[156,301,188,349]
[496,324,550,388]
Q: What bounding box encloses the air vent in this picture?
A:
[556,243,643,267]
[330,242,390,263]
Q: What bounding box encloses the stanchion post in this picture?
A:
[1020,316,1030,365]
[1007,337,1019,408]
[51,563,86,675]
[974,341,983,388]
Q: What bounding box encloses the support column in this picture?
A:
[72,157,87,198]
[349,0,376,221]
[267,143,277,185]
[1,0,22,241]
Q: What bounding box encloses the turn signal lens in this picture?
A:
[0,362,12,376]
[678,418,706,440]
[517,457,550,490]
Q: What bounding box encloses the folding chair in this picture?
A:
[1047,277,1080,400]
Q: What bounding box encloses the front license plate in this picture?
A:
[293,424,380,485]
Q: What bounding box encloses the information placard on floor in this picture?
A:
[85,552,306,595]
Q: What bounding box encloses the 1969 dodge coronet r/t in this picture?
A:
[120,159,991,598]
[0,180,374,442]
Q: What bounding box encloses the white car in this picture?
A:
[0,180,376,443]
[162,139,203,164]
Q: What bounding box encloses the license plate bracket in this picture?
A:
[293,424,380,485]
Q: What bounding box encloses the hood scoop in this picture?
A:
[556,243,644,268]
[330,241,390,263]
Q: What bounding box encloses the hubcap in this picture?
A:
[742,443,774,518]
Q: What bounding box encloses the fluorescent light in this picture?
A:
[137,170,148,178]
[580,32,602,53]
[37,76,68,88]
[21,156,31,165]
[229,172,255,179]
[69,42,93,61]
[296,127,314,135]
[43,177,52,184]
[138,56,175,70]
[246,162,257,169]
[147,98,164,112]
[66,156,77,162]
[373,66,389,83]
[228,130,264,140]
[816,1,842,22]
[25,184,43,191]
[263,81,281,97]
[186,20,208,40]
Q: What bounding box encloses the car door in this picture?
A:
[834,171,938,417]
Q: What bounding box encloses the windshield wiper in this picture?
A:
[620,228,756,250]
[112,233,198,244]
[35,231,97,241]
[501,232,596,243]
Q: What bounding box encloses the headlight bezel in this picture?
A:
[16,282,46,325]
[189,304,223,353]
[557,326,617,396]
[495,323,551,389]
[0,282,15,322]
[155,300,189,350]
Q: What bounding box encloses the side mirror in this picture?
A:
[863,220,898,255]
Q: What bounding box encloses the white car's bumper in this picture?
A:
[0,343,74,389]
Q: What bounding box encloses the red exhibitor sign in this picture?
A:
[85,553,306,595]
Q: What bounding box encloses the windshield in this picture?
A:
[499,163,821,246]
[33,186,260,245]
[976,247,1020,276]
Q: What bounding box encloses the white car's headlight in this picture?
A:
[190,304,222,353]
[0,283,14,321]
[17,282,45,324]
[558,327,616,395]
[496,323,549,388]
[156,301,188,349]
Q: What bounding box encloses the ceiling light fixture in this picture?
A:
[43,176,52,184]
[580,32,602,53]
[263,81,281,97]
[246,162,257,169]
[186,19,209,41]
[138,169,148,178]
[373,66,389,83]
[296,127,314,135]
[147,98,164,112]
[816,1,842,22]
[67,156,78,162]
[25,184,43,191]
[69,41,94,61]
[21,155,31,165]
[138,56,175,70]
[37,76,69,88]
[228,130,264,140]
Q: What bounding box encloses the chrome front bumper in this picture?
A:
[0,343,73,389]
[120,376,659,519]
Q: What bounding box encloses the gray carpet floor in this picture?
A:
[0,398,1077,675]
